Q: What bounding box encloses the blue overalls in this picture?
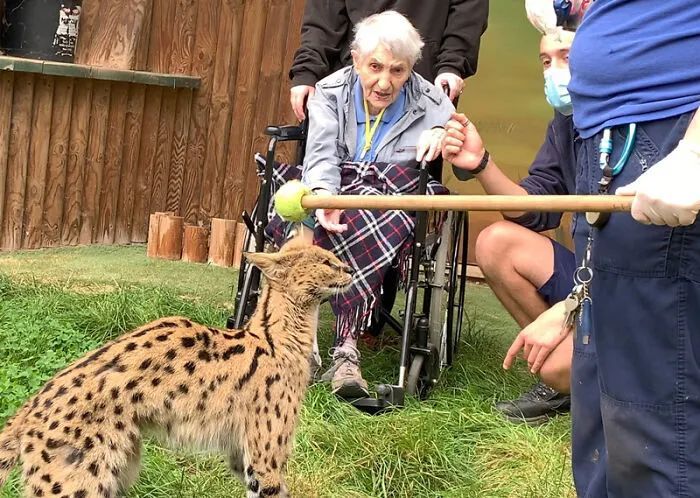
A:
[572,111,700,497]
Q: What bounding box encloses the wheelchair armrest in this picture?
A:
[264,125,306,142]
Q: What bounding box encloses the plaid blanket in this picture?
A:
[265,160,449,346]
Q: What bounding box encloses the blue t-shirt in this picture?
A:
[353,80,406,161]
[569,0,700,138]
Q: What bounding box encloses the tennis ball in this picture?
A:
[274,180,312,221]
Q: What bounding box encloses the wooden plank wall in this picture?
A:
[0,0,304,251]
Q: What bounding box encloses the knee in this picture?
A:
[475,221,523,273]
[539,358,571,394]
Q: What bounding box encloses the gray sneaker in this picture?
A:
[321,345,369,399]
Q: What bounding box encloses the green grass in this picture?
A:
[0,246,573,497]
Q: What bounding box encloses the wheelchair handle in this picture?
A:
[300,194,633,213]
[264,124,307,142]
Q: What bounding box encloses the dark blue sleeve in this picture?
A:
[505,116,571,232]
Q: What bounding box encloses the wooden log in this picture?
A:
[146,213,161,257]
[232,222,248,269]
[146,211,176,257]
[156,215,184,260]
[208,218,236,267]
[182,225,209,263]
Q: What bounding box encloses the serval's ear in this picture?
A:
[244,252,286,282]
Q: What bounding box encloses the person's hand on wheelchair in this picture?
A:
[503,300,572,375]
[290,85,315,121]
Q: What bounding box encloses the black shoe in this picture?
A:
[494,382,571,426]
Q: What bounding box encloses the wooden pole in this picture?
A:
[156,215,184,260]
[301,194,633,213]
[209,218,237,267]
[182,225,209,263]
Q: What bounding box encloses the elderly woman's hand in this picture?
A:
[416,127,446,162]
[442,113,486,171]
[313,189,348,234]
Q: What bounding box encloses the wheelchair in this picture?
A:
[227,123,470,414]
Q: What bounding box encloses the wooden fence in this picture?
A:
[0,0,305,250]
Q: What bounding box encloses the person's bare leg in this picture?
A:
[475,221,556,328]
[477,221,572,422]
[539,334,573,394]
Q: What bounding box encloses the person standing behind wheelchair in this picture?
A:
[276,11,456,398]
[442,27,583,426]
[288,0,489,121]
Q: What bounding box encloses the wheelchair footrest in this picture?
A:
[344,385,405,415]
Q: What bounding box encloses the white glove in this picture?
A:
[290,85,315,121]
[525,0,560,35]
[616,139,700,226]
[434,72,464,101]
[416,128,446,162]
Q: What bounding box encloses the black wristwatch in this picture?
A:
[471,149,490,175]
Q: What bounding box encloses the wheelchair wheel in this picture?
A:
[427,211,467,377]
[406,354,425,397]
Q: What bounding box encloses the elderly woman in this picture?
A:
[270,11,456,398]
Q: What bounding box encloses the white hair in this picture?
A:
[350,11,424,68]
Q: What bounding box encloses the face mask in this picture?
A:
[544,67,573,116]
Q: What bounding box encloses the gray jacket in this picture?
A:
[302,66,455,194]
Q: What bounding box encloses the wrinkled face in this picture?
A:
[539,31,574,72]
[352,44,411,114]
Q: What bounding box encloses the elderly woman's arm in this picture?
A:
[301,86,343,195]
